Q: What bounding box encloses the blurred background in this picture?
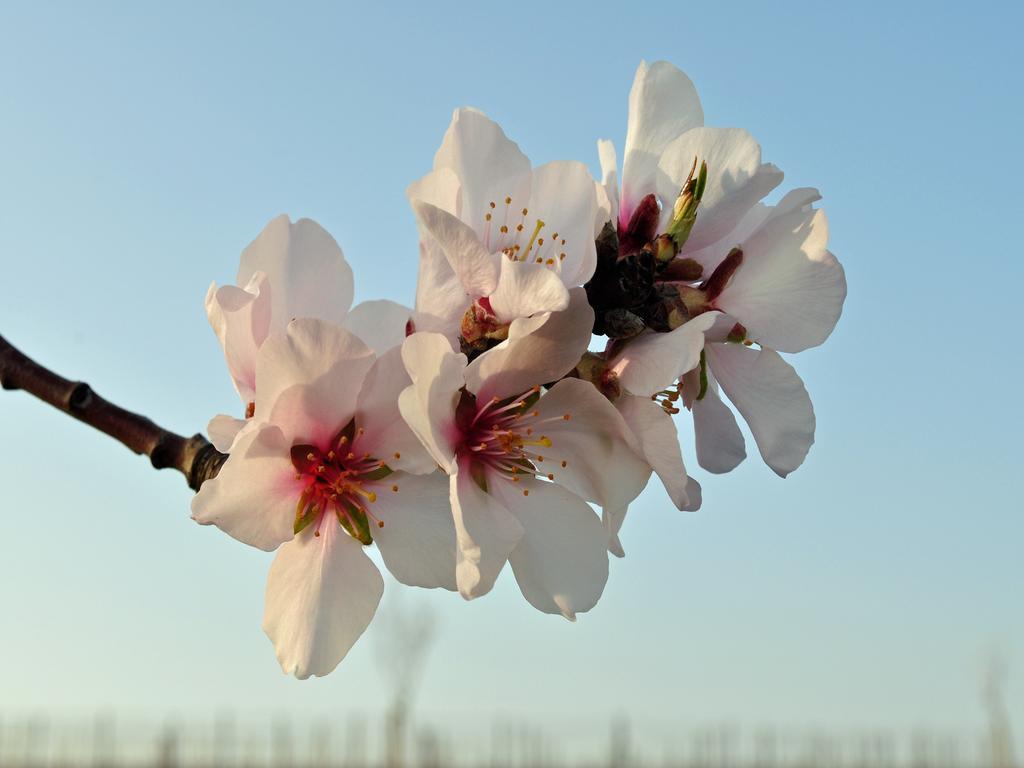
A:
[0,1,1021,766]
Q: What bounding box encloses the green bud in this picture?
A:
[666,158,708,251]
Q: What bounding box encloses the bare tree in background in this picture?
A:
[374,593,438,768]
[983,650,1018,768]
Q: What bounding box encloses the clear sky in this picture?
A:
[1,0,1021,756]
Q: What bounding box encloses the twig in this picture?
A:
[0,333,226,491]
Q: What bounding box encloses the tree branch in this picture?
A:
[0,333,226,491]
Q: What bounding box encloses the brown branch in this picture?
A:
[0,333,226,491]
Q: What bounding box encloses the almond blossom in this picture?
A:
[192,318,455,678]
[398,290,651,619]
[597,60,782,265]
[408,108,601,354]
[590,61,846,480]
[205,215,410,451]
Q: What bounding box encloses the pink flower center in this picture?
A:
[290,424,397,543]
[456,387,572,495]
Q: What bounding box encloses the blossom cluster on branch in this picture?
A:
[192,61,847,678]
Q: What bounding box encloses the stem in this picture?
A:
[0,333,226,491]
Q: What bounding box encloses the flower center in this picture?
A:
[482,196,568,268]
[456,387,572,495]
[290,421,394,544]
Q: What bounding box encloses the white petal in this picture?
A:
[428,108,532,240]
[487,257,570,322]
[204,273,271,403]
[706,343,815,477]
[413,238,469,341]
[609,312,718,396]
[398,332,467,473]
[405,165,461,216]
[656,127,782,249]
[603,507,627,559]
[207,413,248,453]
[715,207,847,353]
[691,374,747,474]
[190,424,297,552]
[524,160,600,285]
[256,320,375,445]
[263,522,383,679]
[411,200,499,297]
[464,288,594,402]
[372,471,457,591]
[449,459,524,599]
[621,61,704,221]
[531,379,651,513]
[491,477,608,621]
[255,319,372,420]
[238,215,354,332]
[342,299,411,354]
[355,346,438,476]
[615,394,692,511]
[684,188,822,274]
[597,138,619,230]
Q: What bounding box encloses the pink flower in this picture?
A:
[398,290,651,618]
[192,319,455,678]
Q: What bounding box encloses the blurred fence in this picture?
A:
[0,714,1016,768]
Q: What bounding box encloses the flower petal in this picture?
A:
[685,187,822,274]
[411,200,499,297]
[691,375,747,474]
[706,343,815,477]
[263,521,384,679]
[621,60,704,221]
[204,273,271,403]
[531,378,651,512]
[487,257,570,323]
[398,332,467,473]
[609,312,719,396]
[405,165,460,217]
[372,471,457,591]
[449,458,524,600]
[207,413,248,453]
[656,127,782,250]
[491,477,608,621]
[238,215,354,332]
[615,394,693,511]
[597,139,619,230]
[428,107,532,239]
[715,207,846,353]
[524,160,600,285]
[190,424,297,551]
[413,238,469,342]
[342,299,411,354]
[464,287,594,402]
[254,319,374,437]
[603,507,627,559]
[356,346,438,476]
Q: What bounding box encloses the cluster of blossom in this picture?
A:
[191,61,847,678]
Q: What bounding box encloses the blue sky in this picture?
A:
[1,0,1021,750]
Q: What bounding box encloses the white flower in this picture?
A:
[398,290,651,619]
[596,62,845,480]
[205,215,411,450]
[598,60,782,260]
[192,319,456,678]
[408,108,602,345]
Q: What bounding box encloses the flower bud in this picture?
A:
[666,158,708,251]
[702,247,743,301]
[653,234,677,264]
[619,193,660,257]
